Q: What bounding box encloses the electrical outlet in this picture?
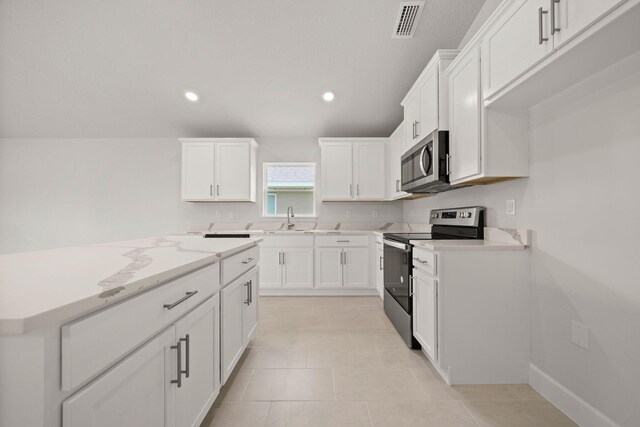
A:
[346,210,352,219]
[506,199,516,215]
[371,209,379,218]
[571,320,590,350]
[215,210,222,218]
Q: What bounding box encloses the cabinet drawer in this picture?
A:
[61,262,219,391]
[315,235,369,247]
[260,235,314,247]
[222,245,259,285]
[413,248,436,276]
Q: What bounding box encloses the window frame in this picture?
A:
[262,162,317,218]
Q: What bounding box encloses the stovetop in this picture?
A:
[384,232,474,244]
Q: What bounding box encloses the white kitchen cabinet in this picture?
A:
[221,275,245,384]
[243,268,259,346]
[314,239,369,289]
[175,296,220,427]
[180,138,257,202]
[447,46,482,183]
[63,327,176,427]
[554,0,627,47]
[385,123,410,200]
[319,139,386,201]
[412,270,437,362]
[482,0,554,99]
[259,236,314,289]
[401,50,458,151]
[221,264,259,384]
[315,248,343,288]
[320,142,353,200]
[375,238,384,298]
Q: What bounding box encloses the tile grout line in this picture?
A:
[332,368,336,401]
[364,401,374,426]
[239,368,256,401]
[460,401,482,426]
[262,401,273,427]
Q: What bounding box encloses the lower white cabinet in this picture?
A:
[63,295,221,427]
[259,247,313,289]
[375,239,384,297]
[412,270,437,362]
[314,246,368,288]
[221,266,259,384]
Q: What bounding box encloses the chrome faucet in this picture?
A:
[287,206,295,229]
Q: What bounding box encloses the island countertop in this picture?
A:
[0,235,262,334]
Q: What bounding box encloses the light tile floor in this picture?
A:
[201,296,576,427]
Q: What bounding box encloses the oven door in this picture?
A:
[401,139,433,192]
[383,239,411,314]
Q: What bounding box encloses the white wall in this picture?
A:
[0,137,403,254]
[404,52,640,426]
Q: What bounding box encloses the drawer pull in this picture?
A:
[242,257,255,264]
[170,340,182,388]
[413,258,428,264]
[337,240,350,243]
[180,334,190,378]
[244,282,251,305]
[163,291,198,310]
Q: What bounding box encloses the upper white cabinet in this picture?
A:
[554,0,626,46]
[385,123,410,200]
[319,138,386,201]
[181,138,258,202]
[447,47,482,183]
[401,50,458,152]
[482,0,553,99]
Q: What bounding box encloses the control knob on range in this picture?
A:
[460,212,472,219]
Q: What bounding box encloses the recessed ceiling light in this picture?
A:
[322,91,335,102]
[184,91,199,102]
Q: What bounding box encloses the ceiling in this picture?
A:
[0,0,484,139]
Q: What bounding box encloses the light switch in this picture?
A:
[571,320,590,350]
[506,199,516,215]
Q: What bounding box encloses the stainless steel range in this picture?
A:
[383,206,485,348]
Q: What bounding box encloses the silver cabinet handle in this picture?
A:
[415,121,420,139]
[163,291,198,310]
[396,179,400,193]
[413,257,428,264]
[356,184,360,196]
[379,256,383,270]
[538,7,549,45]
[242,257,255,264]
[216,184,220,196]
[550,0,560,34]
[337,240,350,243]
[209,184,213,196]
[409,275,414,296]
[445,154,451,176]
[349,184,353,197]
[278,251,283,265]
[180,334,190,378]
[244,281,251,305]
[170,340,182,388]
[249,279,253,303]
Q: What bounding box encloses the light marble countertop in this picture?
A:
[410,239,527,251]
[0,235,262,334]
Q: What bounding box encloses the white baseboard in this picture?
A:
[260,288,380,296]
[529,364,620,427]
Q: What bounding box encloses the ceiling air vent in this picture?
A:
[392,1,426,39]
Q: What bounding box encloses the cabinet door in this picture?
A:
[554,0,624,46]
[343,247,369,288]
[321,143,353,200]
[413,271,437,361]
[175,296,219,427]
[315,248,343,288]
[403,93,420,152]
[259,247,282,288]
[282,247,314,288]
[375,245,384,297]
[243,268,259,345]
[63,327,176,427]
[483,0,553,98]
[418,68,439,138]
[215,143,251,201]
[386,125,408,199]
[182,143,214,201]
[221,277,244,384]
[449,46,482,183]
[353,143,386,200]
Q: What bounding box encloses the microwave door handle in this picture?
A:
[419,146,428,177]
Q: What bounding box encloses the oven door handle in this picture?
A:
[383,239,410,251]
[419,146,428,177]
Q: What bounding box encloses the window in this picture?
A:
[263,163,316,217]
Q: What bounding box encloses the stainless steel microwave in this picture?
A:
[401,130,450,193]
